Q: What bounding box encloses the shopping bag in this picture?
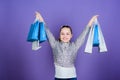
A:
[27,21,39,42]
[32,40,41,50]
[84,18,107,53]
[93,24,99,47]
[39,22,47,43]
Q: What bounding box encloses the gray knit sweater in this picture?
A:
[45,26,90,67]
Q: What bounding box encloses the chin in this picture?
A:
[62,40,70,43]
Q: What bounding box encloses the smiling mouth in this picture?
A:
[63,39,68,41]
[63,38,68,40]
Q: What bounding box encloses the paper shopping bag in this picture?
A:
[39,22,47,43]
[27,21,39,42]
[93,24,99,47]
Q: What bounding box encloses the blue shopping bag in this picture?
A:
[39,22,47,43]
[93,23,99,47]
[27,21,40,42]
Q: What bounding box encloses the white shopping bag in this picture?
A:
[84,18,107,53]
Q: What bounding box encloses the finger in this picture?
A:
[95,15,99,17]
[35,11,40,16]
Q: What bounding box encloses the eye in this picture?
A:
[67,33,70,35]
[61,33,65,35]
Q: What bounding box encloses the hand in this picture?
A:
[35,11,44,22]
[88,15,99,27]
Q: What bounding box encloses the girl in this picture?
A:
[35,12,98,80]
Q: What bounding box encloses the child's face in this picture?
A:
[60,27,72,43]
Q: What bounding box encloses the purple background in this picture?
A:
[0,0,120,80]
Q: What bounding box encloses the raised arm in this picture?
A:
[35,11,56,48]
[74,15,99,50]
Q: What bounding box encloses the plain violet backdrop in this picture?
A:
[0,0,120,80]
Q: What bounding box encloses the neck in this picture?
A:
[61,41,70,43]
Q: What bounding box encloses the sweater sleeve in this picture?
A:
[44,24,56,48]
[74,25,90,50]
